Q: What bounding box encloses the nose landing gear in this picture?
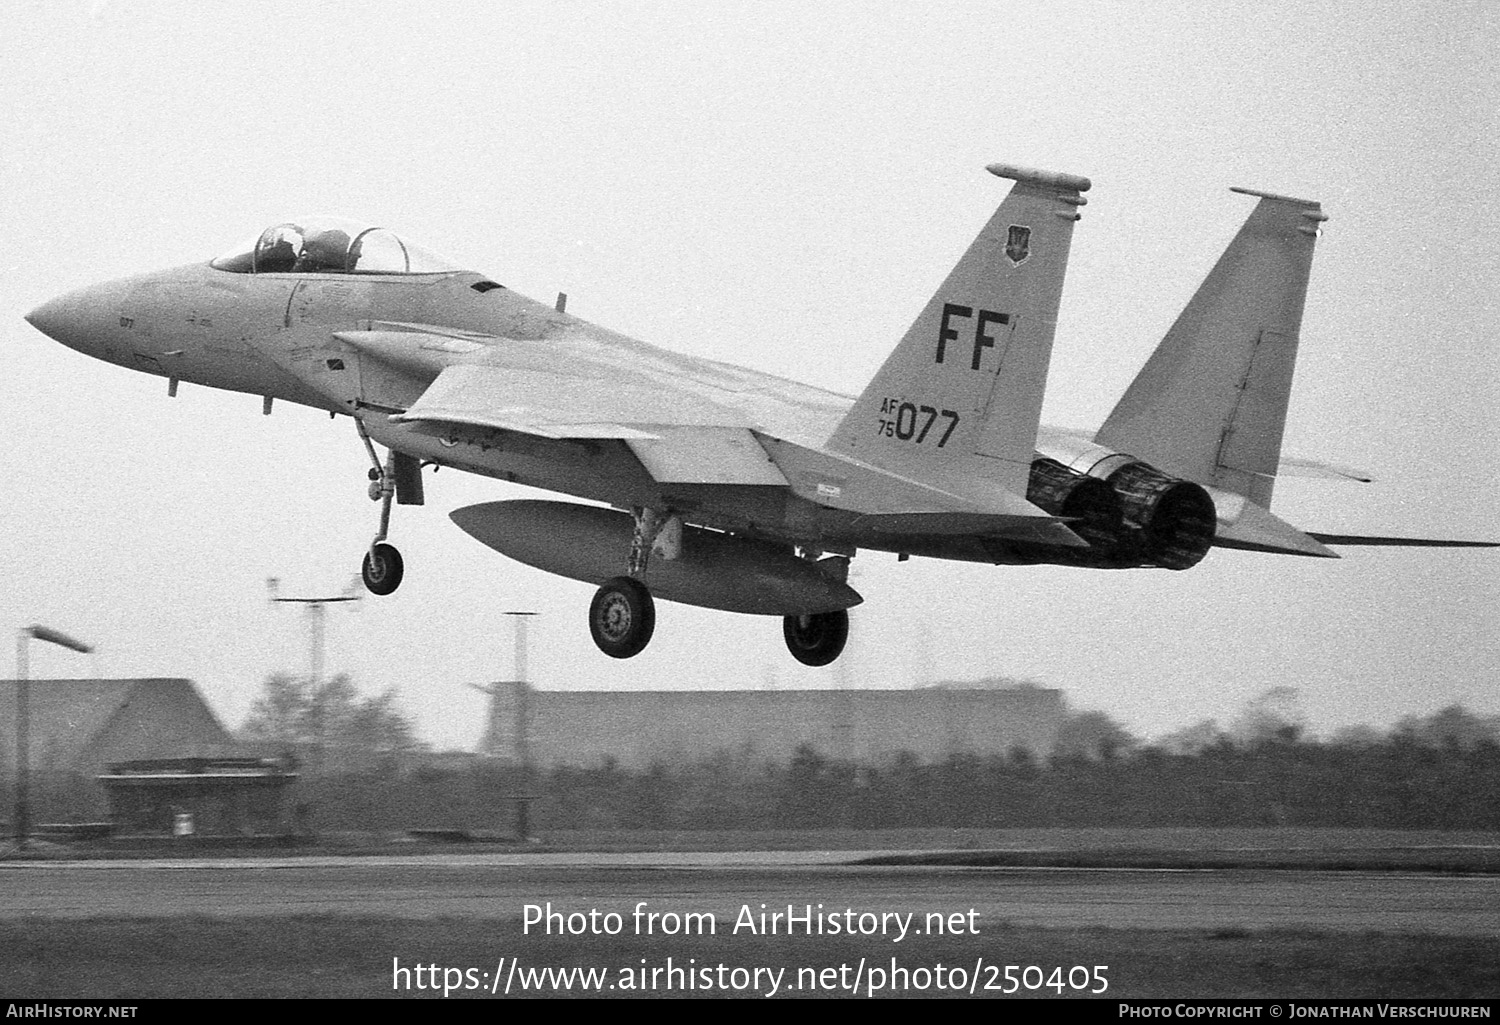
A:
[363,540,404,596]
[357,419,406,596]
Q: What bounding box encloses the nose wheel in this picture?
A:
[783,610,849,666]
[589,576,655,658]
[362,542,404,596]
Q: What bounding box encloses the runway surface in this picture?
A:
[4,852,1497,935]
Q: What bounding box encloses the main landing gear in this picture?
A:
[583,508,851,667]
[589,576,655,658]
[587,508,666,659]
[357,420,404,595]
[783,610,850,667]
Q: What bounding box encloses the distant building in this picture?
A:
[481,680,1065,768]
[99,757,298,836]
[0,678,235,821]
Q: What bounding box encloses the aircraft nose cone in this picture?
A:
[25,295,67,339]
[25,291,93,349]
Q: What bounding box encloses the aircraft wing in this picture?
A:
[380,320,853,452]
[395,343,1081,544]
[391,345,799,486]
[394,355,750,440]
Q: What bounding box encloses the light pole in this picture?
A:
[267,578,360,768]
[468,612,537,840]
[469,612,537,763]
[14,624,92,851]
[266,578,361,688]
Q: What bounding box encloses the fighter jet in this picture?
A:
[25,164,1493,666]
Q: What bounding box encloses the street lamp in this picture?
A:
[267,578,361,771]
[469,612,537,763]
[468,612,537,840]
[266,577,361,688]
[14,624,93,851]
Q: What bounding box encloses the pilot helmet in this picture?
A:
[299,228,352,270]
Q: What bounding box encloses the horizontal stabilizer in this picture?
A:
[1209,489,1338,558]
[1211,489,1495,556]
[1308,533,1499,549]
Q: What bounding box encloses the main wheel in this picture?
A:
[589,576,655,658]
[783,610,849,667]
[362,542,404,596]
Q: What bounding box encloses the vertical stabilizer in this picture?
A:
[1095,189,1327,507]
[828,164,1090,495]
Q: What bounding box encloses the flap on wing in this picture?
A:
[394,361,748,441]
[627,428,788,485]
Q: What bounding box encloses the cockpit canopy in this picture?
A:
[210,216,464,275]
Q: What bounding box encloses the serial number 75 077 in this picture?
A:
[876,399,960,447]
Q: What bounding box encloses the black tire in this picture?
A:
[783,610,849,667]
[362,543,404,596]
[589,576,655,658]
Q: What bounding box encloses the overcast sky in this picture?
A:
[2,1,1495,750]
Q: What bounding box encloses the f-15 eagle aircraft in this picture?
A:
[26,164,1494,666]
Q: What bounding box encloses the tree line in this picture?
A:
[287,701,1500,832]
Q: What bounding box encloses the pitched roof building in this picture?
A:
[0,678,235,821]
